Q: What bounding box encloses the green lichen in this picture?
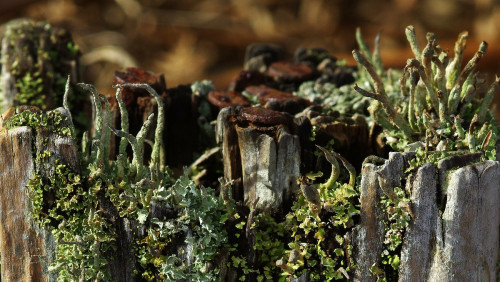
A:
[3,108,72,137]
[352,26,499,162]
[18,82,231,281]
[138,173,229,281]
[376,187,412,281]
[227,146,359,281]
[294,61,373,117]
[0,19,81,117]
[14,72,46,108]
[31,162,115,281]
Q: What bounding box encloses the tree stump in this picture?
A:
[217,106,300,211]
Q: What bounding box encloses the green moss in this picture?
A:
[0,19,81,114]
[3,108,72,137]
[376,187,411,281]
[226,148,359,281]
[29,162,114,281]
[13,72,47,109]
[19,83,233,281]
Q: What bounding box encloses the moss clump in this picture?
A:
[30,162,115,281]
[3,107,72,137]
[138,173,229,281]
[227,146,359,281]
[0,19,80,112]
[19,83,231,281]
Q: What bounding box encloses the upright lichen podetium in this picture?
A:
[353,26,499,158]
[77,83,105,166]
[118,83,166,177]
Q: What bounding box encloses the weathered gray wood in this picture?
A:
[276,127,301,205]
[437,152,482,205]
[429,160,500,281]
[237,126,274,209]
[236,125,300,211]
[353,152,500,281]
[352,163,385,281]
[216,106,300,210]
[377,152,405,201]
[216,107,243,200]
[0,126,57,281]
[399,163,438,281]
[291,271,310,282]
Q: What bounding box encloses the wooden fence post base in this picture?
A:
[0,127,56,281]
[352,152,500,281]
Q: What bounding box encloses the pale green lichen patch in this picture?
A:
[21,83,232,281]
[226,146,359,281]
[352,26,499,163]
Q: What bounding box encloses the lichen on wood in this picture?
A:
[0,19,80,113]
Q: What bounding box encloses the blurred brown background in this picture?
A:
[1,0,500,96]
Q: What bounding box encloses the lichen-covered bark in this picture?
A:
[0,19,80,112]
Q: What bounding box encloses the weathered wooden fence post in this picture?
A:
[0,108,79,281]
[352,152,500,281]
[0,126,54,281]
[217,106,301,212]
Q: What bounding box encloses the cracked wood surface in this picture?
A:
[0,127,55,281]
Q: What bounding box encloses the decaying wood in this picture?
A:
[217,106,300,211]
[350,150,500,281]
[351,152,410,281]
[353,151,500,281]
[352,163,385,281]
[216,107,244,201]
[0,108,142,281]
[0,127,54,281]
[313,115,370,169]
[437,152,482,205]
[399,163,438,281]
[236,125,300,211]
[0,19,79,110]
[0,121,82,281]
[429,160,500,281]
